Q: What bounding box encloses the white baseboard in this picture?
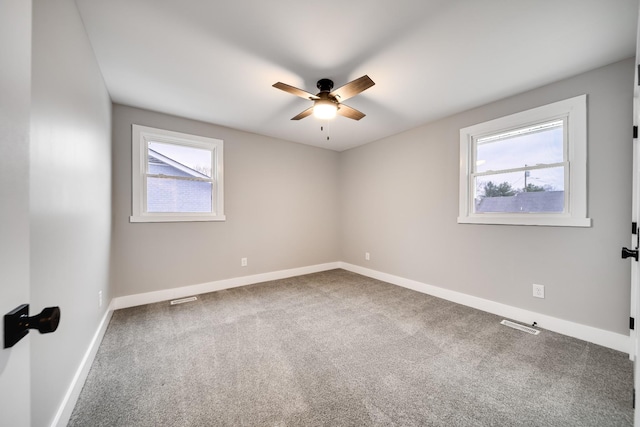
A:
[113,261,630,353]
[51,303,114,427]
[339,262,630,354]
[112,262,341,310]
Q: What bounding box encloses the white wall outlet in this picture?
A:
[98,290,103,308]
[533,284,545,299]
[241,257,248,267]
[365,252,370,261]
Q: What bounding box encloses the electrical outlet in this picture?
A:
[98,290,103,308]
[241,257,248,267]
[365,252,370,261]
[533,284,545,299]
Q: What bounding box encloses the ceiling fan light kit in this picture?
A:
[313,99,338,120]
[273,75,375,122]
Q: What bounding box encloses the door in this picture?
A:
[0,1,32,426]
[634,5,640,425]
[632,21,639,422]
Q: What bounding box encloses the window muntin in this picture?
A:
[458,95,590,227]
[131,125,224,222]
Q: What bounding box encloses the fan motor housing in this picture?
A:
[316,79,334,93]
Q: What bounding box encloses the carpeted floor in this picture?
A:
[68,269,633,426]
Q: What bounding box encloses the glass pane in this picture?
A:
[147,177,212,213]
[148,141,212,178]
[474,166,564,213]
[476,120,563,173]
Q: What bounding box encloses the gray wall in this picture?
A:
[111,105,341,297]
[31,1,112,426]
[113,59,633,337]
[340,58,634,335]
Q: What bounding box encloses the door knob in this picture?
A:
[3,304,61,349]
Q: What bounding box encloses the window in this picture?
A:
[131,125,224,222]
[458,95,590,227]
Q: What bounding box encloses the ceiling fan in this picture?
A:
[273,75,375,121]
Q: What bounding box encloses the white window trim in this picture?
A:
[458,94,591,227]
[130,124,225,223]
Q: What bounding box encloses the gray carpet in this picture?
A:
[68,269,633,426]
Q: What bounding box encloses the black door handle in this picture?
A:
[622,247,639,261]
[3,304,61,348]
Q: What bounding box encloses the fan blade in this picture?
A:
[273,82,319,100]
[330,75,375,102]
[337,104,366,121]
[291,106,314,120]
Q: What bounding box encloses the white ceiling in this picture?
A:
[75,0,638,151]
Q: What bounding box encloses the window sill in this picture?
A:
[130,214,226,223]
[457,215,591,227]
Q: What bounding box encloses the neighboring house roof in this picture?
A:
[148,149,209,179]
[146,149,212,213]
[475,191,564,213]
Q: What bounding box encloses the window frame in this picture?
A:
[130,124,225,223]
[458,94,590,227]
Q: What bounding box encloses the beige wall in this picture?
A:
[340,58,634,335]
[111,105,341,297]
[30,0,112,425]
